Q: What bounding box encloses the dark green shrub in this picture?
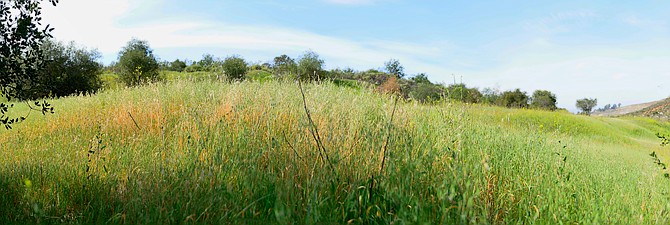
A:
[117,38,160,86]
[410,82,444,103]
[184,64,204,73]
[16,40,103,99]
[446,84,481,103]
[530,90,558,110]
[169,59,187,72]
[222,55,248,80]
[500,89,529,108]
[298,51,324,81]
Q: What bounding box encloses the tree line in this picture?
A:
[10,36,607,114]
[0,0,605,129]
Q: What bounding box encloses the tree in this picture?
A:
[530,90,558,110]
[117,38,160,86]
[411,73,431,84]
[24,39,102,99]
[169,59,187,72]
[384,59,405,78]
[576,98,597,115]
[0,0,58,129]
[197,54,215,70]
[298,51,324,81]
[446,83,481,103]
[481,88,501,105]
[222,55,247,80]
[273,54,297,78]
[184,63,204,73]
[501,89,529,108]
[410,82,443,103]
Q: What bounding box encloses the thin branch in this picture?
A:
[298,78,338,176]
[379,96,399,174]
[127,111,141,131]
[282,130,302,159]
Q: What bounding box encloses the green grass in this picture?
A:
[1,79,670,224]
[246,70,273,83]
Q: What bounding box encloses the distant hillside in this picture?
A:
[627,97,670,120]
[592,100,662,117]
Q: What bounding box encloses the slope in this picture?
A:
[1,80,669,224]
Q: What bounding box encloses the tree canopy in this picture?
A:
[117,38,160,86]
[222,55,248,80]
[384,59,405,78]
[273,54,297,78]
[501,89,529,108]
[28,40,103,99]
[298,51,324,81]
[576,98,598,115]
[530,90,558,111]
[0,0,58,129]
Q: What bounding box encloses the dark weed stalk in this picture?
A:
[370,95,399,196]
[379,96,398,174]
[554,141,571,183]
[127,111,142,131]
[297,78,338,177]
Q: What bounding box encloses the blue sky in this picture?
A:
[42,0,670,111]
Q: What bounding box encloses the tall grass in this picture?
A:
[1,79,670,224]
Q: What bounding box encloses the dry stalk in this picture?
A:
[297,78,338,177]
[379,95,399,174]
[127,111,141,131]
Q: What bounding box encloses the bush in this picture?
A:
[446,83,481,103]
[481,88,501,105]
[117,38,160,86]
[410,83,443,103]
[169,59,187,72]
[184,64,204,73]
[500,89,529,108]
[272,54,297,79]
[329,68,357,80]
[359,69,388,85]
[197,54,216,71]
[377,76,400,95]
[17,40,103,99]
[298,51,324,81]
[222,55,247,80]
[247,70,272,82]
[530,90,558,110]
[384,59,405,78]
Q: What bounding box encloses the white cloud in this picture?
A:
[468,48,670,112]
[524,10,597,34]
[40,0,446,74]
[40,0,670,111]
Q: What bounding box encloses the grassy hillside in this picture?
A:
[1,80,670,224]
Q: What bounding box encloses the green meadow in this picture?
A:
[1,79,670,224]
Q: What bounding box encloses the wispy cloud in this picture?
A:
[469,37,670,111]
[622,15,667,32]
[41,0,670,111]
[524,10,597,34]
[41,0,446,74]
